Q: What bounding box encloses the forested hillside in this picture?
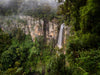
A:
[58,0,100,75]
[0,0,100,75]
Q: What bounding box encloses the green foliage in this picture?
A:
[11,28,26,43]
[48,54,66,75]
[0,31,11,56]
[16,67,23,75]
[15,61,20,67]
[67,33,100,52]
[0,29,33,73]
[60,0,100,75]
[6,67,17,75]
[77,49,100,74]
[0,49,17,70]
[80,0,100,34]
[1,0,100,75]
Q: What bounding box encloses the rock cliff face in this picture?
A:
[0,16,58,41]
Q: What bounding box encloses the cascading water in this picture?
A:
[57,23,64,49]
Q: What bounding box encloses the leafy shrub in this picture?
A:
[77,49,100,74]
[48,54,66,75]
[67,33,100,52]
[0,32,11,56]
[10,28,26,43]
[80,33,100,49]
[0,50,17,70]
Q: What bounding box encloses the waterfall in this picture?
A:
[57,23,64,49]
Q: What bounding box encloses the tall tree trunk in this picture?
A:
[39,18,41,26]
[43,18,47,43]
[39,18,42,35]
[27,17,31,35]
[52,22,54,29]
[46,21,49,36]
[56,24,60,44]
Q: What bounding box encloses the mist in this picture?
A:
[0,0,58,9]
[0,0,59,16]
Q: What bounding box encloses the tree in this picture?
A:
[0,30,11,57]
[59,0,100,74]
[33,3,52,43]
[0,49,17,70]
[59,0,87,30]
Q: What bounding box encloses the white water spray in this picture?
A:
[57,23,64,49]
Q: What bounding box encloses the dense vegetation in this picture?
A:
[58,0,100,75]
[0,28,56,75]
[0,0,100,75]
